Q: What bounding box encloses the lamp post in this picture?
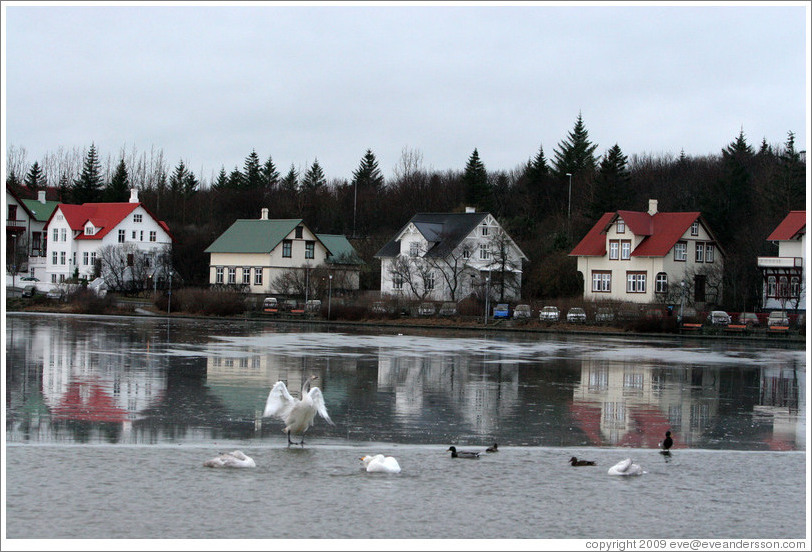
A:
[353,180,357,238]
[678,280,686,324]
[328,274,333,320]
[566,172,573,233]
[484,275,491,325]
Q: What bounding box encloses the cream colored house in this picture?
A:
[758,211,806,312]
[204,209,362,295]
[569,199,725,307]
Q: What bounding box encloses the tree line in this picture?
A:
[6,113,806,311]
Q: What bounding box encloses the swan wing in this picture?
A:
[308,387,334,425]
[263,381,296,419]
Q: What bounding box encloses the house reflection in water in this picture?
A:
[754,364,805,450]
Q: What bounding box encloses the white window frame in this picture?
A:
[215,267,224,284]
[695,242,705,263]
[609,240,619,260]
[83,252,89,266]
[674,241,687,261]
[60,228,66,241]
[305,241,315,259]
[616,219,625,234]
[52,229,59,242]
[691,221,699,236]
[621,240,631,260]
[425,271,435,291]
[60,251,66,265]
[118,229,125,243]
[228,267,236,284]
[134,214,143,223]
[655,272,668,293]
[409,242,419,257]
[242,267,251,285]
[282,240,292,258]
[592,271,611,292]
[149,231,156,242]
[626,272,646,293]
[479,244,490,260]
[254,268,263,286]
[705,244,714,263]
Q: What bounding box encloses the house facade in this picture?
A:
[204,209,362,295]
[5,185,37,278]
[42,189,173,287]
[20,190,61,279]
[758,211,806,312]
[374,209,527,302]
[569,200,725,307]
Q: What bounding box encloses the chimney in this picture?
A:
[648,199,658,216]
[129,188,139,203]
[38,190,46,204]
[465,206,475,213]
[260,208,269,220]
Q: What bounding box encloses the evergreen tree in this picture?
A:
[104,158,130,202]
[243,149,262,190]
[261,155,280,190]
[525,144,549,183]
[58,174,71,202]
[590,144,631,219]
[462,148,491,209]
[169,160,191,195]
[227,166,245,189]
[552,112,598,177]
[73,143,104,203]
[352,149,385,191]
[301,159,326,191]
[704,129,755,245]
[24,161,47,191]
[213,166,228,190]
[280,164,299,192]
[6,170,21,191]
[770,130,805,215]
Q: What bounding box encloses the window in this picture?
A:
[149,231,156,242]
[73,252,77,266]
[626,272,646,293]
[609,240,619,260]
[425,272,435,290]
[705,244,714,263]
[767,276,776,297]
[462,248,471,259]
[295,226,303,239]
[791,276,800,297]
[85,226,95,236]
[134,214,142,223]
[656,272,668,293]
[393,275,404,290]
[479,244,490,260]
[616,219,625,233]
[305,241,315,259]
[52,251,58,264]
[254,268,263,286]
[695,242,704,263]
[282,240,292,258]
[52,274,57,283]
[691,221,699,236]
[140,231,144,241]
[60,228,66,241]
[60,252,66,265]
[674,242,687,261]
[242,268,251,285]
[215,267,224,284]
[621,240,631,260]
[228,267,236,284]
[481,225,489,237]
[83,252,89,266]
[8,205,17,220]
[118,229,125,243]
[132,231,137,239]
[592,271,611,292]
[53,229,59,242]
[32,232,42,255]
[778,276,788,298]
[409,242,419,257]
[90,252,96,266]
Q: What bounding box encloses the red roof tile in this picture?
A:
[569,212,614,256]
[44,202,174,242]
[766,211,806,241]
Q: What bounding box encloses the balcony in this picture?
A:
[757,256,803,269]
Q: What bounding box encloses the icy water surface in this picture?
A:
[4,313,807,539]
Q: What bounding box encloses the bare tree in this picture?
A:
[484,228,523,301]
[424,236,475,302]
[97,244,172,294]
[392,147,424,182]
[387,249,435,301]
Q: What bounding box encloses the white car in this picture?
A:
[513,304,532,319]
[707,310,731,326]
[566,307,587,323]
[539,306,560,322]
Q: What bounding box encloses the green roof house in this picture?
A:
[204,208,362,295]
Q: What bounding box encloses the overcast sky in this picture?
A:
[3,1,809,185]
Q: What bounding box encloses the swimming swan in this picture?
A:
[608,458,644,476]
[361,454,402,473]
[203,450,256,468]
[447,446,480,459]
[263,375,334,446]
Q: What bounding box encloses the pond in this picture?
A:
[4,313,807,540]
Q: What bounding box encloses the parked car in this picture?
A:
[707,310,731,326]
[539,306,560,322]
[263,297,278,312]
[370,301,392,315]
[19,276,39,282]
[418,302,436,316]
[566,307,587,323]
[281,299,298,312]
[767,310,789,326]
[513,304,532,319]
[737,312,760,327]
[492,304,510,319]
[46,289,64,301]
[22,285,35,298]
[305,299,322,313]
[595,307,615,323]
[438,302,458,316]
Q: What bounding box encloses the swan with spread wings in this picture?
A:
[263,375,333,446]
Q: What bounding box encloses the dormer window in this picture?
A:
[85,227,95,236]
[617,219,625,234]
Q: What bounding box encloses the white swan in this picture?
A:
[203,450,256,468]
[361,454,401,473]
[263,375,334,446]
[608,458,644,476]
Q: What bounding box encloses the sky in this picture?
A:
[2,1,809,185]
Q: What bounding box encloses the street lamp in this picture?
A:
[678,280,686,324]
[566,172,573,226]
[484,275,491,325]
[328,274,333,320]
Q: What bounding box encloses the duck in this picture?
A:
[447,446,480,459]
[360,454,401,473]
[203,450,256,468]
[263,375,334,446]
[608,458,644,476]
[569,456,596,466]
[486,443,499,453]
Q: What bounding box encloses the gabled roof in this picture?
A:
[5,185,38,220]
[20,198,60,222]
[43,201,175,242]
[204,219,303,254]
[570,209,712,258]
[374,212,490,258]
[767,211,806,241]
[316,234,364,265]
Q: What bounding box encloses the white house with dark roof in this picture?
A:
[569,199,725,307]
[758,211,806,312]
[204,208,362,295]
[374,208,527,302]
